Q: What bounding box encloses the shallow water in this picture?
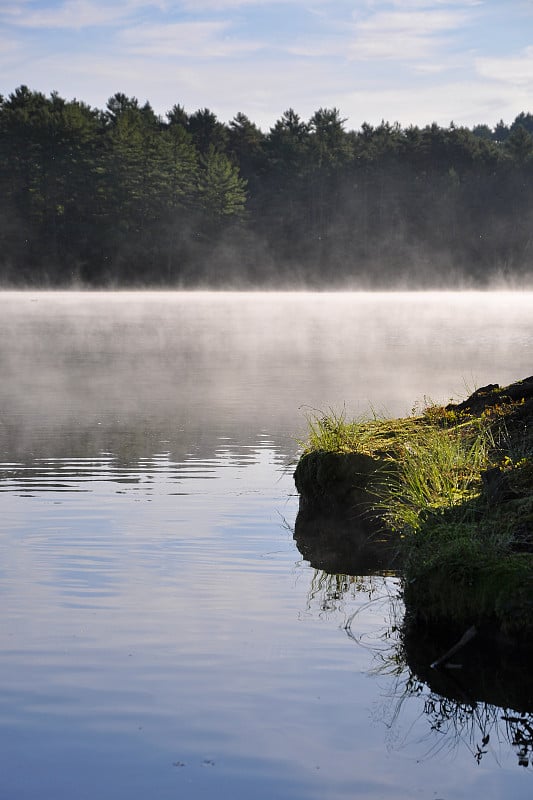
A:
[0,291,532,799]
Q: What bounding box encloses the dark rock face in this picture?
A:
[481,466,521,505]
[293,449,398,575]
[293,449,392,517]
[293,448,397,575]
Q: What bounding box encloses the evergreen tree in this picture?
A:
[196,145,247,228]
[187,108,228,155]
[505,124,533,164]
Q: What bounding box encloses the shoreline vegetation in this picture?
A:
[294,377,533,643]
[3,86,533,288]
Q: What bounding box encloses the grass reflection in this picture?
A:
[306,570,394,616]
[382,661,533,768]
[299,545,533,770]
[372,599,533,768]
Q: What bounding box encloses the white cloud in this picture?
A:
[336,79,517,128]
[281,6,475,65]
[6,44,520,131]
[364,0,482,7]
[283,35,346,58]
[0,0,161,30]
[118,21,264,57]
[476,46,533,87]
[0,36,20,60]
[177,0,332,8]
[354,9,469,34]
[348,8,471,61]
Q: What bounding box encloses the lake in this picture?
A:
[0,290,532,800]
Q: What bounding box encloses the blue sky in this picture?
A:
[1,0,533,131]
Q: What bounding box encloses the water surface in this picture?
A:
[0,291,532,799]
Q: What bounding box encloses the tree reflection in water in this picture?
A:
[294,506,533,770]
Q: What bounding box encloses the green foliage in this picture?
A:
[187,108,228,155]
[227,113,265,177]
[196,145,247,224]
[505,125,533,164]
[403,525,533,635]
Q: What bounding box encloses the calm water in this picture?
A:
[0,291,532,800]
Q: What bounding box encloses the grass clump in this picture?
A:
[299,408,367,454]
[299,407,421,458]
[378,416,493,534]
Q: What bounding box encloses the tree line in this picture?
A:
[1,85,533,287]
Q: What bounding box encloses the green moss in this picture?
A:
[404,542,533,636]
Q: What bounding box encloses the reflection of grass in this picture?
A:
[347,595,533,769]
[395,676,533,767]
[313,562,533,769]
[383,662,533,768]
[307,569,394,615]
[303,556,533,768]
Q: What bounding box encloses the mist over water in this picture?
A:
[1,290,532,456]
[0,290,532,800]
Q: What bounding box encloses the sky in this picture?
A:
[1,0,533,132]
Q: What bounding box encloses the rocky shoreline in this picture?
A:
[294,377,533,642]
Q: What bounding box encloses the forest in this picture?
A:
[1,84,533,287]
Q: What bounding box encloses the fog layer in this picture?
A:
[1,291,531,466]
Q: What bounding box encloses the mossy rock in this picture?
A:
[404,548,533,637]
[294,449,392,514]
[447,375,533,416]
